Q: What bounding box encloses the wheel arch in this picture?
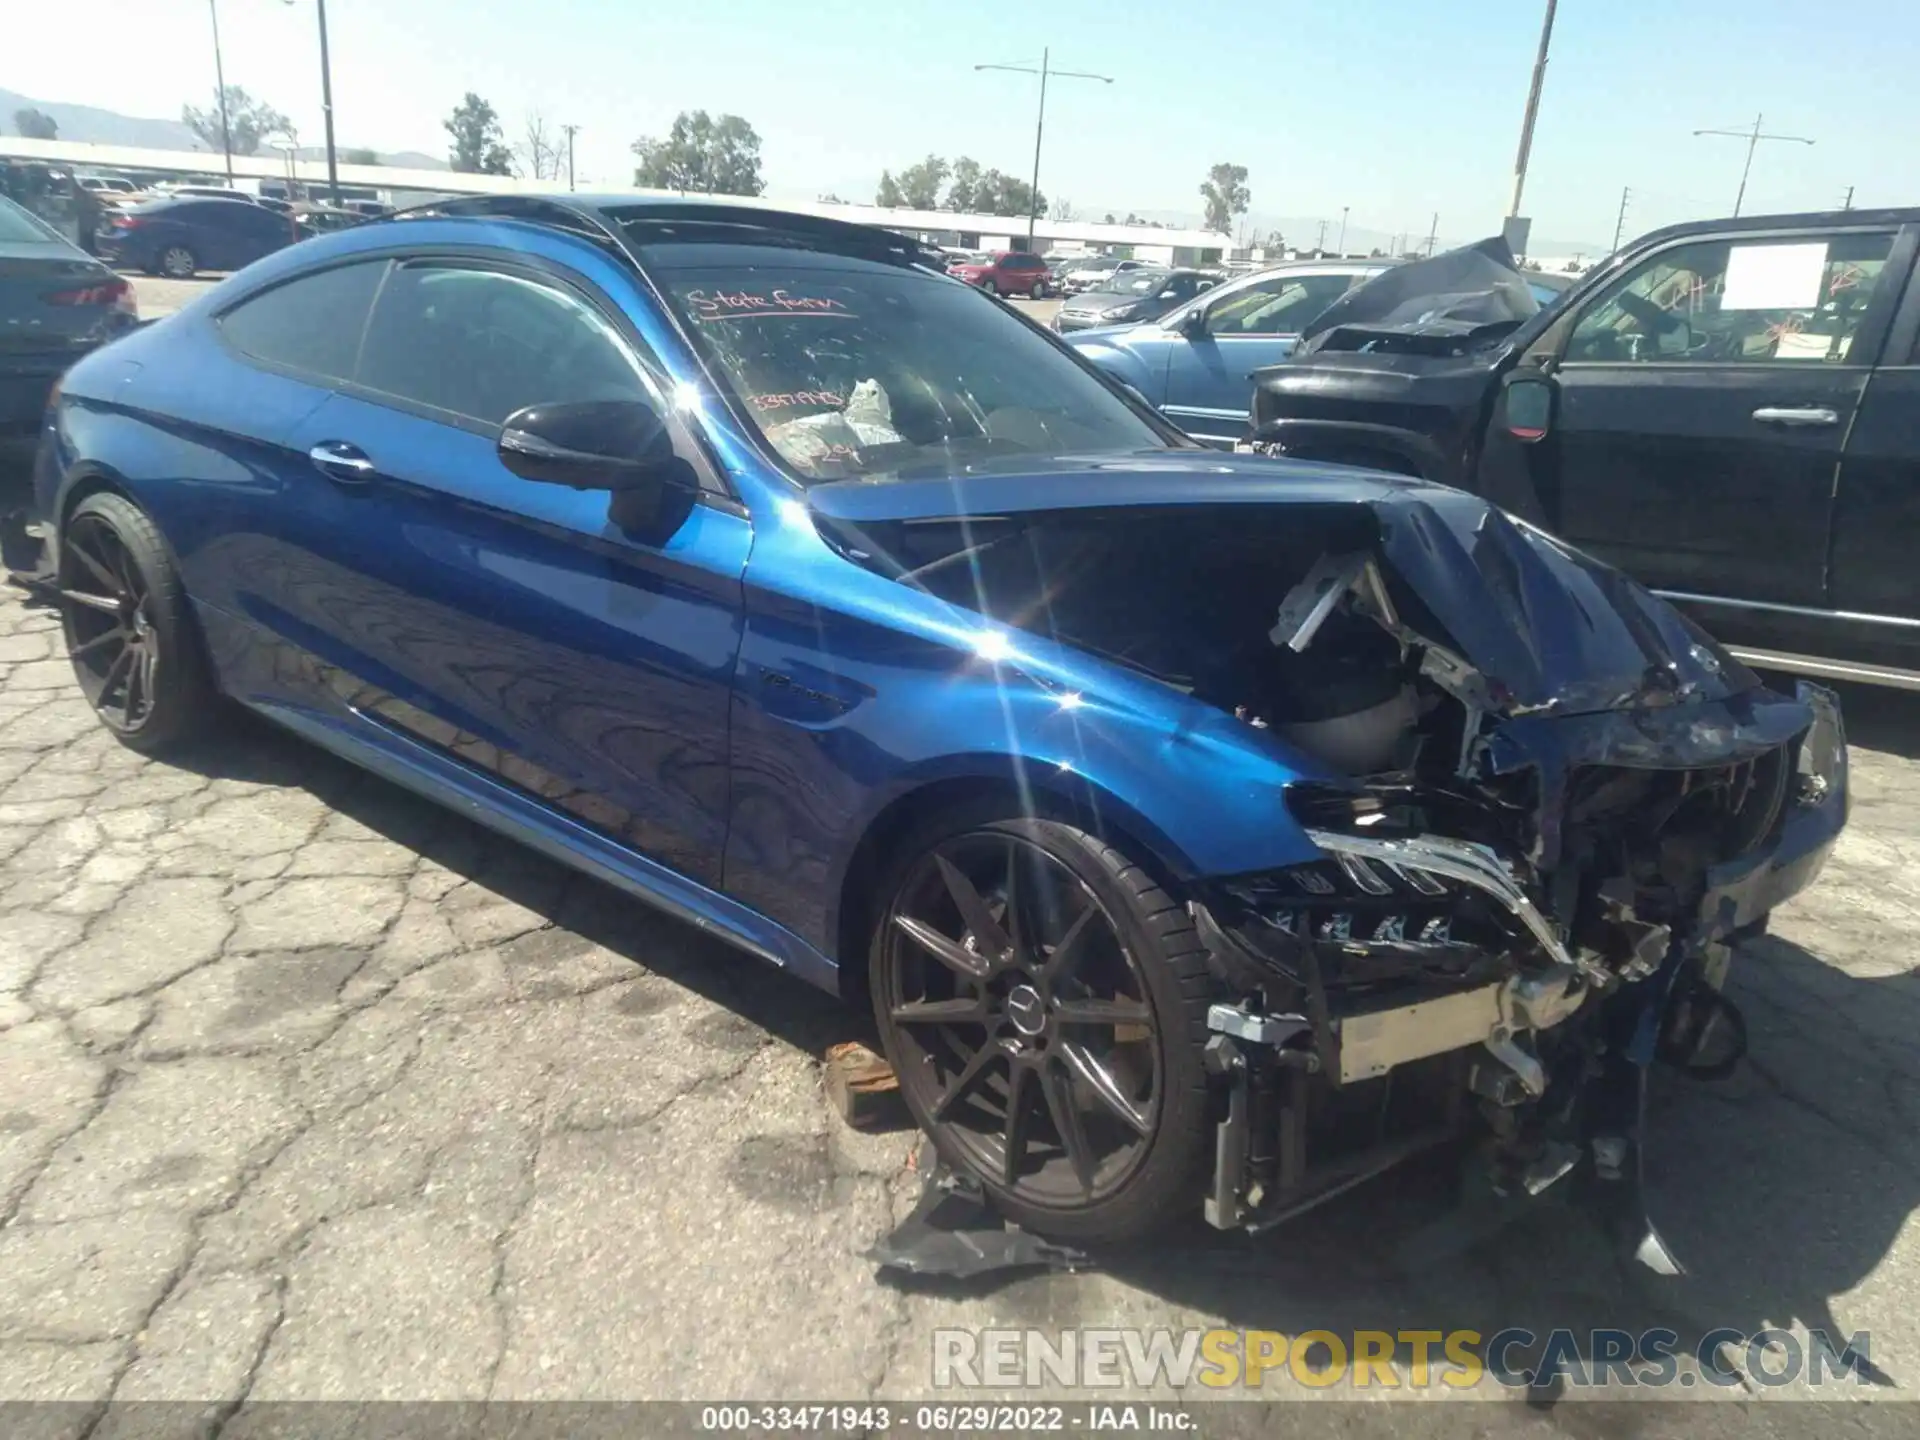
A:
[828,758,1195,1002]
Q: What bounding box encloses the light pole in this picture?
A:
[1507,0,1557,219]
[562,124,580,191]
[1694,114,1814,216]
[281,0,340,206]
[974,50,1113,248]
[206,0,235,184]
[1337,206,1349,255]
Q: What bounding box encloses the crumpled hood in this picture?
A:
[1296,237,1539,356]
[805,453,1755,719]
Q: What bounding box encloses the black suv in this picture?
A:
[1251,209,1920,692]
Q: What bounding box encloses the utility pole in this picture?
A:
[314,0,339,206]
[206,0,235,184]
[976,50,1113,247]
[562,124,580,191]
[1841,185,1854,210]
[1693,113,1815,217]
[1425,213,1439,257]
[1507,0,1557,218]
[1337,205,1349,255]
[1314,218,1328,254]
[1611,186,1631,252]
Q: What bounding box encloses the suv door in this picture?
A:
[1159,268,1369,445]
[266,256,749,886]
[1822,243,1920,679]
[1540,225,1911,612]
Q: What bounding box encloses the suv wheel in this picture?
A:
[1030,279,1047,300]
[870,803,1211,1242]
[981,278,999,296]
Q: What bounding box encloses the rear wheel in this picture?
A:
[1030,280,1047,300]
[158,245,197,279]
[57,492,219,754]
[981,278,999,296]
[871,804,1212,1242]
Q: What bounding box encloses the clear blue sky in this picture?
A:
[11,0,1917,249]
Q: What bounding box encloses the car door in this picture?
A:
[1822,241,1920,677]
[168,203,242,269]
[1543,224,1910,610]
[236,254,750,887]
[1159,268,1370,445]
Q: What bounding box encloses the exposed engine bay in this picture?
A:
[827,489,1848,1263]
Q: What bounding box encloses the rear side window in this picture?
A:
[218,262,385,382]
[354,263,653,425]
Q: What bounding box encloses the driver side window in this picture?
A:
[1566,232,1896,364]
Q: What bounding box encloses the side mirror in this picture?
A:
[1502,376,1555,442]
[1179,305,1209,337]
[497,399,676,491]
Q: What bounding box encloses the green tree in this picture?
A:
[818,192,848,204]
[13,108,57,140]
[895,155,948,209]
[444,93,512,174]
[341,146,380,166]
[1102,212,1116,224]
[1199,161,1250,233]
[632,111,765,196]
[874,171,904,206]
[979,170,1044,219]
[182,86,291,157]
[945,157,982,211]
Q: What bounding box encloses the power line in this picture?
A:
[1693,113,1815,217]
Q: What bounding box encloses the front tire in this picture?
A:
[1030,280,1047,300]
[870,803,1212,1242]
[981,278,999,296]
[57,492,220,754]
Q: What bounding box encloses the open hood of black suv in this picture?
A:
[1295,237,1541,357]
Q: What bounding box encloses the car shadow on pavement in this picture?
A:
[161,705,858,1064]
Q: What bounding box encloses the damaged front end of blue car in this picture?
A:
[1176,518,1847,1268]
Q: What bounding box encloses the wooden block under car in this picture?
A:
[825,1040,910,1131]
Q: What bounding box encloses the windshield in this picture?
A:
[0,197,66,245]
[1098,270,1169,295]
[656,256,1167,483]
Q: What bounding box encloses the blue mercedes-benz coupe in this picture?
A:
[25,197,1846,1249]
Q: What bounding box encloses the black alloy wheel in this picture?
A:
[57,492,217,752]
[873,811,1211,1241]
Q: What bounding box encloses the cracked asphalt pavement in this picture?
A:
[4,453,1920,1429]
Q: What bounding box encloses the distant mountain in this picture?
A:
[2,87,202,151]
[1,89,444,171]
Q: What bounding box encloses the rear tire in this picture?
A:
[1030,280,1046,300]
[870,799,1212,1242]
[158,245,197,279]
[56,492,221,755]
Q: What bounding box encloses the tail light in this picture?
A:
[110,215,143,231]
[44,277,138,317]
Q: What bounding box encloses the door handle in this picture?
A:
[308,440,377,483]
[1751,406,1839,428]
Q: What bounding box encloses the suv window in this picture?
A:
[219,262,386,381]
[354,263,654,425]
[1204,272,1357,336]
[1566,232,1898,364]
[1006,253,1042,269]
